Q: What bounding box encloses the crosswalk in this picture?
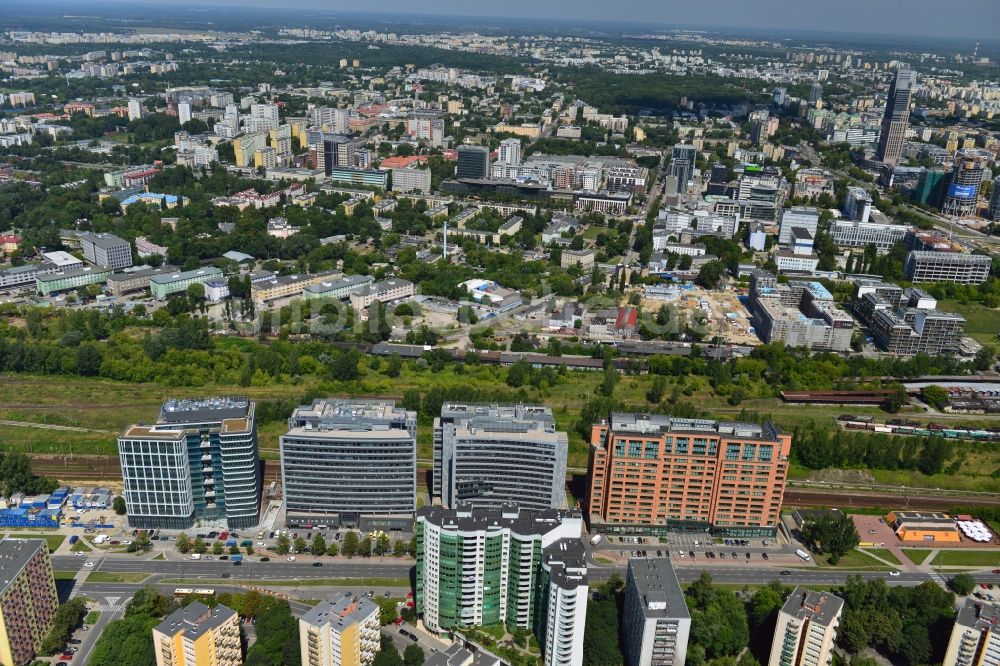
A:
[68,591,131,617]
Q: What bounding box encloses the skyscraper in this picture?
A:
[456,145,490,179]
[767,588,843,666]
[875,66,916,165]
[668,145,697,190]
[433,403,568,511]
[497,138,522,166]
[280,399,416,531]
[416,504,588,666]
[942,149,989,218]
[118,397,260,530]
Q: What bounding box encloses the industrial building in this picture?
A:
[118,397,260,530]
[587,413,792,537]
[622,558,691,666]
[416,504,588,666]
[767,588,843,666]
[433,403,568,511]
[0,539,58,666]
[280,399,416,531]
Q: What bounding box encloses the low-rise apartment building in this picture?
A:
[349,278,414,310]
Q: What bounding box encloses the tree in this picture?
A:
[359,535,373,557]
[949,573,976,596]
[802,513,859,564]
[583,578,624,666]
[293,537,307,554]
[192,537,207,554]
[386,354,403,378]
[76,343,103,376]
[697,260,725,289]
[275,534,290,555]
[920,385,949,410]
[393,539,408,558]
[403,644,425,666]
[373,637,404,666]
[884,385,908,413]
[113,496,127,515]
[212,541,224,556]
[377,598,398,625]
[343,532,359,558]
[326,541,340,557]
[175,532,190,554]
[748,583,786,631]
[40,598,87,655]
[312,534,327,556]
[375,532,391,556]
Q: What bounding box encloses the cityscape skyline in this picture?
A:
[18,0,1000,40]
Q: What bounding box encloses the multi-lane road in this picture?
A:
[53,554,1000,589]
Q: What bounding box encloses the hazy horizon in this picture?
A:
[21,0,1000,40]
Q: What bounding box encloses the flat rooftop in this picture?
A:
[957,598,1000,632]
[780,587,843,628]
[159,397,251,424]
[154,601,236,641]
[0,539,47,594]
[608,413,772,440]
[300,593,378,630]
[628,558,690,621]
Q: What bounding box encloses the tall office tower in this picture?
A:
[497,138,522,166]
[299,594,381,666]
[588,414,792,538]
[416,504,588,666]
[178,100,192,125]
[622,559,691,666]
[433,403,568,510]
[321,135,360,175]
[875,65,916,165]
[778,207,820,246]
[772,87,788,106]
[942,149,989,217]
[669,145,697,189]
[944,599,1000,666]
[989,176,1000,221]
[809,83,823,105]
[0,539,58,666]
[280,399,416,531]
[749,111,769,146]
[456,145,490,179]
[153,602,242,666]
[118,397,260,530]
[842,186,873,224]
[768,588,843,666]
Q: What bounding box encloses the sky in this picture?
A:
[92,0,1000,40]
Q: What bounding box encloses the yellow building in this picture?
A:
[299,595,381,666]
[233,132,268,168]
[153,601,241,666]
[886,510,961,543]
[0,539,59,666]
[493,122,542,139]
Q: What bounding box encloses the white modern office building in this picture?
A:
[280,399,417,531]
[778,207,820,246]
[79,232,133,269]
[433,403,568,511]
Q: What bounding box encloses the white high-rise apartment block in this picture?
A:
[178,101,192,125]
[246,103,279,133]
[767,588,843,666]
[498,138,522,166]
[127,98,144,121]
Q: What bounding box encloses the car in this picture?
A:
[260,557,270,562]
[868,529,878,534]
[408,634,418,642]
[689,550,695,558]
[109,540,120,545]
[131,529,138,537]
[745,552,751,560]
[781,570,791,576]
[269,532,275,539]
[312,562,323,567]
[67,640,81,645]
[233,561,242,566]
[59,655,72,662]
[731,552,738,559]
[84,561,95,568]
[762,553,769,561]
[889,571,900,577]
[367,591,374,598]
[384,591,391,599]
[992,569,1000,574]
[287,556,296,562]
[219,556,228,560]
[398,629,408,636]
[222,573,231,578]
[257,541,265,547]
[65,647,78,653]
[656,551,663,557]
[393,617,404,625]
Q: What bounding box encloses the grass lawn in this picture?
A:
[6,533,66,552]
[161,577,410,588]
[53,571,78,580]
[86,572,150,583]
[84,611,100,625]
[152,553,165,560]
[901,549,934,566]
[938,300,1000,346]
[928,550,1000,568]
[71,540,93,553]
[813,549,894,570]
[864,548,902,565]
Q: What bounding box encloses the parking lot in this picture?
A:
[593,533,804,565]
